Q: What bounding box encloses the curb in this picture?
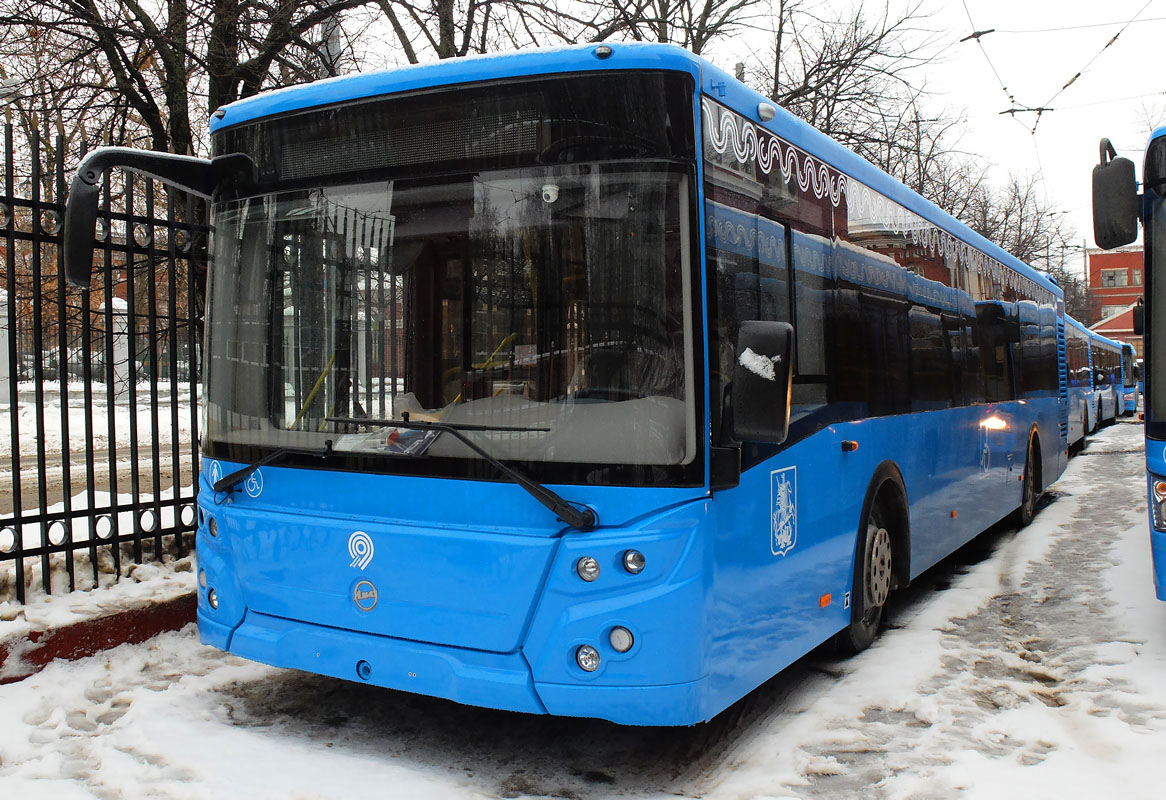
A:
[0,592,197,684]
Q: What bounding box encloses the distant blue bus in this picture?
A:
[65,44,1067,725]
[1121,341,1139,415]
[1066,316,1096,447]
[1089,329,1123,423]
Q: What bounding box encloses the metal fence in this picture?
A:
[0,126,205,603]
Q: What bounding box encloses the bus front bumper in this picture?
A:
[198,608,709,726]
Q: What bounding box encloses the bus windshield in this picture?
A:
[204,164,696,474]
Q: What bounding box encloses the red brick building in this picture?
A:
[1087,247,1143,320]
[1086,247,1144,356]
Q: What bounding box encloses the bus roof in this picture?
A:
[212,42,1058,299]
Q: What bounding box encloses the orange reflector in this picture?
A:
[819,593,832,608]
[841,440,858,452]
[950,510,958,518]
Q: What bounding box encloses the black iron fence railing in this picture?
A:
[0,127,205,603]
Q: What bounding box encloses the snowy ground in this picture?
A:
[0,420,1163,799]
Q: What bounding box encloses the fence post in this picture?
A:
[356,312,368,392]
[100,297,130,401]
[0,288,8,404]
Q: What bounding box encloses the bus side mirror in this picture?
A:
[63,148,254,287]
[731,321,793,443]
[1134,301,1144,336]
[1092,138,1140,250]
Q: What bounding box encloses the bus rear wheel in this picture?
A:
[1017,437,1038,527]
[837,504,894,654]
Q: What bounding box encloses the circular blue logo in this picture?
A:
[352,580,378,612]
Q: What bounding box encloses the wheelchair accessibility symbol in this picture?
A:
[244,469,263,498]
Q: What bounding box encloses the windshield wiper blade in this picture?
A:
[326,416,597,532]
[213,444,332,494]
[327,416,549,434]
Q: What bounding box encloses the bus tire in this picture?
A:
[1017,434,1040,527]
[836,501,894,654]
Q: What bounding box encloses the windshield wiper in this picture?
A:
[326,416,597,532]
[213,443,332,494]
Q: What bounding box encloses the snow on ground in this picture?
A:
[0,381,195,463]
[0,421,1163,799]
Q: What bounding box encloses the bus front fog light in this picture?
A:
[576,644,601,672]
[207,588,219,609]
[609,626,634,653]
[622,549,646,574]
[208,517,218,537]
[576,556,600,582]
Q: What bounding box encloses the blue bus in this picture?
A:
[1121,341,1139,416]
[1089,328,1123,423]
[63,43,1067,725]
[1066,315,1096,447]
[1093,136,1163,599]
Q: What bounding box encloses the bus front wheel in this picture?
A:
[837,504,894,654]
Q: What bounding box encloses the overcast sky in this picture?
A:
[707,0,1164,276]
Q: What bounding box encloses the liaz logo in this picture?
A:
[770,467,797,556]
[352,580,378,612]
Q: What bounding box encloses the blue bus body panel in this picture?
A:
[1147,445,1166,600]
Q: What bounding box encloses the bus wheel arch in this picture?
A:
[836,462,910,655]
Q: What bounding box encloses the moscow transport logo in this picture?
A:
[348,530,374,570]
[770,467,797,556]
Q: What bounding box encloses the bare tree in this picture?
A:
[0,0,377,156]
[576,0,764,54]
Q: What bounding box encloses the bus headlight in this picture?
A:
[609,626,634,653]
[576,645,601,672]
[576,556,600,582]
[1153,480,1166,531]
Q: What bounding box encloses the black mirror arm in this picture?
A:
[62,148,255,288]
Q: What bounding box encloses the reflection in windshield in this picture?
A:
[204,166,695,470]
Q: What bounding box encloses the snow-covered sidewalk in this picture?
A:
[0,421,1162,799]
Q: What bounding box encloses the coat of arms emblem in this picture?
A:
[771,467,797,556]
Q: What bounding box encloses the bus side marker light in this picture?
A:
[198,569,207,588]
[576,557,600,582]
[819,594,831,608]
[356,660,372,680]
[841,440,858,452]
[576,645,601,672]
[594,45,613,59]
[950,510,958,519]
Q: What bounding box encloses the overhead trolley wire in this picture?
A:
[991,16,1166,34]
[1034,0,1157,132]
